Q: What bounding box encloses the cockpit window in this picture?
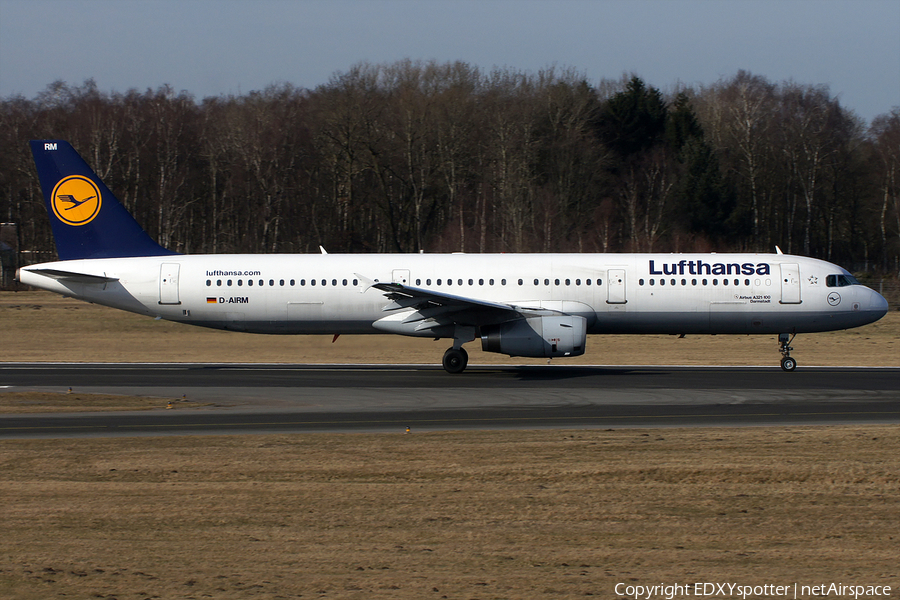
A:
[826,274,859,287]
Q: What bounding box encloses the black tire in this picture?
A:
[781,356,797,371]
[442,348,467,374]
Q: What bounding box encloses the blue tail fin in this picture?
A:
[29,140,177,260]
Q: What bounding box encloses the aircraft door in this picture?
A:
[159,263,181,305]
[607,269,626,305]
[780,263,801,304]
[392,269,410,285]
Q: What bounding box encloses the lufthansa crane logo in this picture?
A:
[51,175,102,226]
[827,292,841,306]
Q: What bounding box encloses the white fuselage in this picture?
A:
[18,252,889,338]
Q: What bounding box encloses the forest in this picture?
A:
[1,61,898,280]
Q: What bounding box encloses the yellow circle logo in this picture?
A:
[51,175,102,226]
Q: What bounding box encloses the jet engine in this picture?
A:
[480,315,587,358]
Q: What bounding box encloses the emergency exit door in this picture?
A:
[779,263,801,304]
[159,263,181,305]
[607,269,627,304]
[392,269,410,285]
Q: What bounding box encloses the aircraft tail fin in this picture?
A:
[29,140,176,260]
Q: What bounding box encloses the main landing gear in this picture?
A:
[778,333,797,371]
[442,347,469,374]
[441,325,476,374]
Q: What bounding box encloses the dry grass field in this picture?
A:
[1,428,899,600]
[2,291,899,599]
[2,291,898,366]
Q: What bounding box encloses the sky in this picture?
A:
[0,0,898,124]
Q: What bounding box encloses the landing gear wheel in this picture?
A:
[442,347,468,374]
[780,356,797,372]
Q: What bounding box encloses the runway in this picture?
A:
[2,363,899,437]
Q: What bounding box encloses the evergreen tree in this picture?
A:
[595,77,667,159]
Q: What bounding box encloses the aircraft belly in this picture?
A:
[592,312,711,334]
[590,306,885,335]
[198,319,380,335]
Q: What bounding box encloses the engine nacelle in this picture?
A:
[480,315,587,358]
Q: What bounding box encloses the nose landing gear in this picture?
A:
[778,333,797,371]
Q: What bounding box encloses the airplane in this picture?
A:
[16,140,889,373]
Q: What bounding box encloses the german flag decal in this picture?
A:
[206,297,217,304]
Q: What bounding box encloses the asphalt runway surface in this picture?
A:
[2,363,900,438]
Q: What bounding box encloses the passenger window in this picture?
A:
[331,279,337,286]
[650,279,655,286]
[342,279,347,286]
[291,279,295,286]
[300,279,305,286]
[353,279,358,286]
[534,279,539,286]
[660,279,665,286]
[586,279,591,285]
[576,279,581,286]
[238,280,243,286]
[258,280,263,287]
[281,280,286,286]
[206,279,211,286]
[703,279,708,286]
[248,279,254,286]
[311,279,316,286]
[426,279,432,285]
[479,279,484,285]
[458,279,463,286]
[544,279,550,286]
[518,279,523,286]
[437,279,442,285]
[681,279,686,286]
[268,279,274,286]
[670,279,675,286]
[501,279,507,285]
[692,279,697,286]
[565,279,571,286]
[227,280,233,286]
[639,279,645,286]
[713,279,718,286]
[555,279,560,286]
[217,280,222,286]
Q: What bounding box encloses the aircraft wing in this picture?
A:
[371,280,516,313]
[358,275,560,328]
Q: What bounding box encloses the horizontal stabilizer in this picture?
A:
[24,268,119,284]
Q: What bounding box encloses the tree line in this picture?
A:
[1,61,898,276]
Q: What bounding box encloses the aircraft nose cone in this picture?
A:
[870,289,889,318]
